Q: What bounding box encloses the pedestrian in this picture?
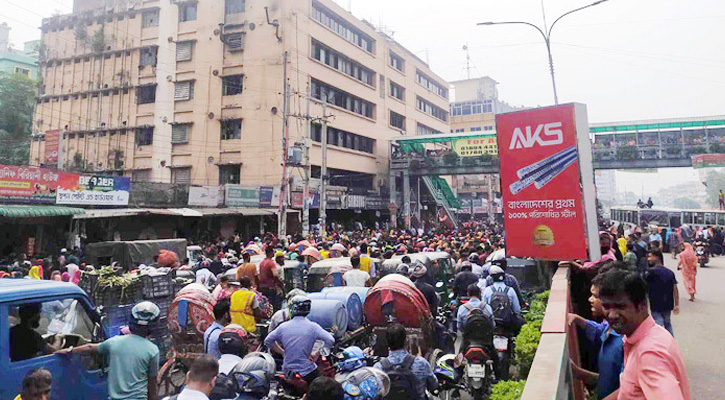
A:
[373,323,437,400]
[229,276,263,334]
[677,243,698,302]
[644,250,679,336]
[307,376,344,400]
[176,355,219,400]
[669,228,683,260]
[597,269,690,400]
[623,243,637,270]
[236,252,258,287]
[203,298,230,360]
[14,368,52,400]
[56,301,160,400]
[342,255,371,287]
[258,247,283,310]
[719,189,724,210]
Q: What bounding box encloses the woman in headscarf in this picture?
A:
[677,242,698,301]
[50,271,62,281]
[28,266,42,280]
[61,272,71,282]
[71,270,82,285]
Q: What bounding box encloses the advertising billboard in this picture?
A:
[496,104,599,260]
[452,135,498,157]
[0,165,61,204]
[45,130,60,166]
[189,186,224,207]
[56,174,131,206]
[692,153,725,169]
[224,185,259,207]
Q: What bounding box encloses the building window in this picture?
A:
[223,33,244,51]
[389,81,405,101]
[132,170,151,182]
[390,110,406,130]
[225,0,245,15]
[311,79,374,119]
[135,127,154,146]
[171,167,192,184]
[219,164,241,184]
[174,80,194,101]
[14,66,30,77]
[311,39,375,87]
[176,41,193,61]
[417,123,441,136]
[221,119,242,140]
[178,3,197,22]
[484,125,494,131]
[451,100,493,116]
[470,126,482,132]
[171,123,191,143]
[416,96,448,122]
[137,84,157,104]
[454,128,464,133]
[139,47,157,67]
[222,75,243,96]
[389,51,404,72]
[311,123,375,154]
[142,10,159,28]
[311,1,375,53]
[416,69,448,99]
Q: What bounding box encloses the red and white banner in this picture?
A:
[496,104,599,260]
[44,130,60,166]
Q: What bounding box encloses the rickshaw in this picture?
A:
[380,253,435,285]
[307,257,353,292]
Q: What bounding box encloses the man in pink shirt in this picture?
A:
[598,269,690,400]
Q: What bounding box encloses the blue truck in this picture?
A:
[0,279,109,400]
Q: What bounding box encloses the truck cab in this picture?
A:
[0,279,108,400]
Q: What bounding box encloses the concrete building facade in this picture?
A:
[30,0,450,194]
[0,23,39,80]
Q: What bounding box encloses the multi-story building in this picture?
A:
[0,23,39,79]
[29,0,450,196]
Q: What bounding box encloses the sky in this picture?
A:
[3,0,725,193]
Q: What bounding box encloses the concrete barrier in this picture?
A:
[521,266,585,400]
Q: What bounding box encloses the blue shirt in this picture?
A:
[482,282,521,314]
[203,321,224,360]
[264,316,335,376]
[456,297,494,331]
[97,334,159,400]
[374,349,438,394]
[583,319,624,399]
[484,274,525,306]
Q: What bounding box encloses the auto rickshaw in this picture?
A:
[307,257,353,292]
[424,251,454,298]
[380,253,435,284]
[224,257,303,292]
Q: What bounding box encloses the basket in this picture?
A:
[141,274,174,299]
[152,296,173,322]
[78,272,99,296]
[93,279,143,308]
[103,304,134,337]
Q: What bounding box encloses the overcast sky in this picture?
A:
[4,0,724,194]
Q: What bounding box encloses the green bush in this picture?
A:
[490,380,526,400]
[615,146,636,160]
[524,290,549,323]
[514,321,542,379]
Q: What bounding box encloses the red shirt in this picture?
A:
[619,315,690,400]
[258,257,278,289]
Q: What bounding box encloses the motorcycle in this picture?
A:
[695,242,709,267]
[462,343,495,400]
[493,328,515,381]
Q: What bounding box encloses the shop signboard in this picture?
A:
[345,194,366,209]
[0,164,62,204]
[291,192,320,209]
[496,104,599,261]
[259,186,274,207]
[56,174,131,206]
[365,195,385,210]
[188,186,224,207]
[452,134,498,157]
[692,153,725,169]
[225,185,259,207]
[45,130,60,166]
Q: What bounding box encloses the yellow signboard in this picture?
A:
[452,135,498,157]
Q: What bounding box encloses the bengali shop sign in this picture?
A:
[0,165,61,204]
[56,174,130,206]
[496,104,599,260]
[189,186,224,207]
[45,130,60,166]
[692,153,725,169]
[452,135,499,157]
[224,185,258,207]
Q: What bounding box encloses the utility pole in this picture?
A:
[278,51,289,240]
[319,100,328,237]
[302,85,311,237]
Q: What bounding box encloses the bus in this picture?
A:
[610,206,725,229]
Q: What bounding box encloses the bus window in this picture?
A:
[718,213,725,226]
[694,212,705,225]
[705,213,716,225]
[683,212,692,224]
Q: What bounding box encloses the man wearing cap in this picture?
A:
[411,263,437,317]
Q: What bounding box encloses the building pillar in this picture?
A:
[389,170,397,229]
[403,169,411,230]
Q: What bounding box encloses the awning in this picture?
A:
[73,208,145,219]
[167,208,204,217]
[237,207,276,216]
[196,208,246,216]
[0,205,85,218]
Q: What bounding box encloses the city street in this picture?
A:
[665,254,725,400]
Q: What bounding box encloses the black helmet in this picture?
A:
[288,295,312,317]
[218,324,248,356]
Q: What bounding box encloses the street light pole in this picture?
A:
[478,0,609,105]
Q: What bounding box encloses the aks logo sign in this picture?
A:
[509,122,564,150]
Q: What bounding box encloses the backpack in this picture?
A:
[490,285,516,328]
[462,303,494,344]
[381,355,423,400]
[209,372,239,400]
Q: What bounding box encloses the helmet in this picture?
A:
[233,352,276,394]
[411,263,427,279]
[337,346,366,372]
[468,253,479,264]
[288,295,312,317]
[434,354,456,380]
[131,301,160,327]
[395,263,410,277]
[218,324,248,356]
[286,288,307,302]
[489,265,505,281]
[460,261,472,271]
[342,367,390,400]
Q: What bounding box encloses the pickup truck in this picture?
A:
[0,279,108,400]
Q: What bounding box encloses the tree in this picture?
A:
[672,197,701,209]
[0,72,36,166]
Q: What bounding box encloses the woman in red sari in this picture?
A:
[678,242,698,301]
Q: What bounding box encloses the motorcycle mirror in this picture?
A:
[435,281,444,288]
